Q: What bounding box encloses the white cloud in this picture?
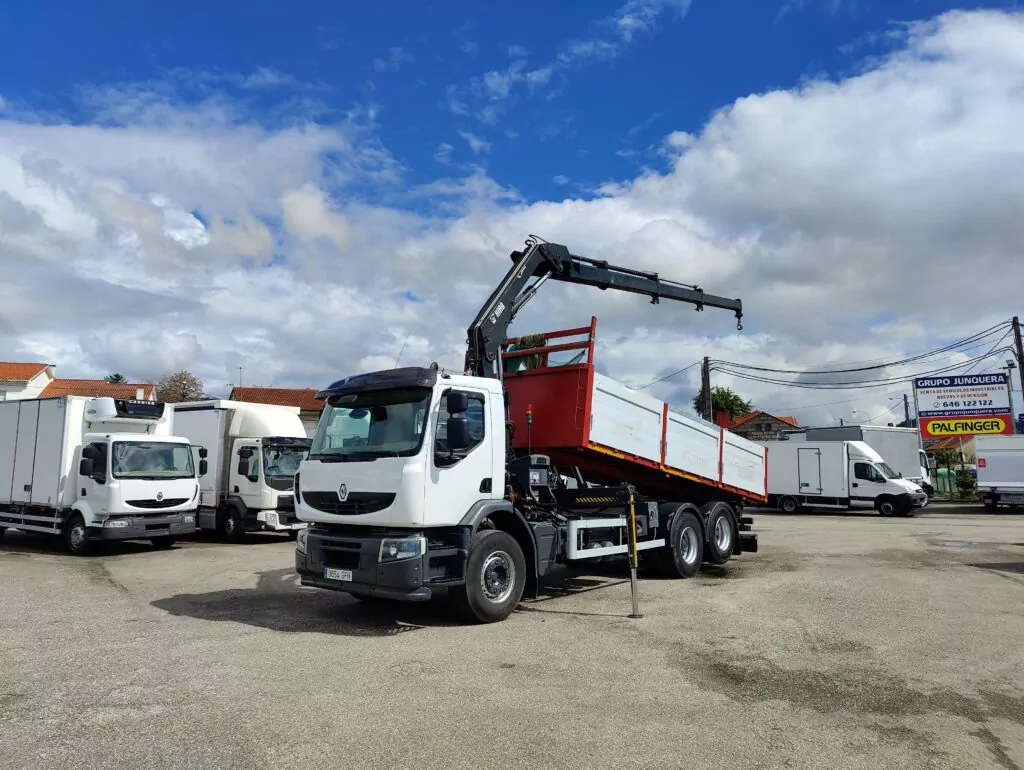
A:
[434,142,454,163]
[373,47,414,72]
[448,0,689,123]
[458,130,491,154]
[553,175,570,185]
[1,9,1023,430]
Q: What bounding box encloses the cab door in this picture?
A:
[850,461,884,508]
[233,444,263,510]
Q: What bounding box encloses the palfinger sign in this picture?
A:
[913,373,1012,439]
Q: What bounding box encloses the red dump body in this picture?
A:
[501,318,768,504]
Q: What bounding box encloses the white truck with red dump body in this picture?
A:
[293,237,764,623]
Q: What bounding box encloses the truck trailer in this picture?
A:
[294,236,764,623]
[761,439,928,515]
[975,435,1024,510]
[0,396,205,554]
[171,400,312,540]
[782,425,935,497]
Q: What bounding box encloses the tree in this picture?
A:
[692,385,753,418]
[105,373,127,383]
[155,370,206,403]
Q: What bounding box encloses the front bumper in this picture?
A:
[254,509,307,532]
[296,526,465,602]
[87,511,198,541]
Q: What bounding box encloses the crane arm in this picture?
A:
[464,236,744,377]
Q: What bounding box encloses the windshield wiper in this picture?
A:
[309,450,403,462]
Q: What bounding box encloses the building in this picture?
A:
[0,362,56,400]
[716,410,800,441]
[41,379,155,400]
[229,386,324,437]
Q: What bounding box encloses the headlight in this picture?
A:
[296,527,308,554]
[378,536,425,563]
[183,514,195,523]
[104,519,130,528]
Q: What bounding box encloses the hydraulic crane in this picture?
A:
[464,235,745,378]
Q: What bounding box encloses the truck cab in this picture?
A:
[225,435,311,536]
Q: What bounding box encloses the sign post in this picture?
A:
[913,373,1013,440]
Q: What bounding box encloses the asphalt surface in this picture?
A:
[1,511,1022,770]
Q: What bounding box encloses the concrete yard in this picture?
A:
[1,511,1022,770]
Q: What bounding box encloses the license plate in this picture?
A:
[324,567,352,582]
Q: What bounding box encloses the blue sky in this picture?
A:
[1,1,1023,423]
[2,0,1018,205]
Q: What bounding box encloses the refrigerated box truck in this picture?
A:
[975,435,1024,510]
[761,439,928,515]
[782,425,934,496]
[171,400,312,540]
[0,396,204,554]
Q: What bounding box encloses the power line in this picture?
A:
[638,361,701,390]
[710,321,1010,376]
[712,346,1016,390]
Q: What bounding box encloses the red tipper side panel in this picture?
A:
[505,364,591,450]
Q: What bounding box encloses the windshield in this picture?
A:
[311,386,432,459]
[111,441,195,479]
[876,462,899,479]
[263,445,309,477]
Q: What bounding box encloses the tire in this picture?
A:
[0,526,5,540]
[150,536,176,549]
[779,496,800,514]
[877,497,898,516]
[702,502,735,565]
[63,514,92,556]
[218,506,245,543]
[656,509,704,578]
[983,499,998,511]
[450,529,526,623]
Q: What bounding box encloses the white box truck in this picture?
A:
[171,400,311,541]
[761,439,928,515]
[975,435,1024,510]
[781,425,935,497]
[0,396,205,554]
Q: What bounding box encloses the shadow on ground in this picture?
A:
[0,528,158,557]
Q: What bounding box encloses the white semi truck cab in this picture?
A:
[171,400,312,540]
[0,396,206,554]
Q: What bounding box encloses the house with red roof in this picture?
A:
[0,361,155,402]
[715,409,800,441]
[0,362,56,400]
[229,386,325,437]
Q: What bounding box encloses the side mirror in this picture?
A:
[199,459,208,477]
[238,448,253,459]
[198,447,208,459]
[82,446,99,461]
[79,458,95,477]
[447,391,469,415]
[446,415,471,451]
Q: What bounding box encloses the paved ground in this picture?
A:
[1,511,1022,770]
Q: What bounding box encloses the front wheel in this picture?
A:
[63,514,92,556]
[877,497,898,516]
[451,529,526,624]
[218,506,245,543]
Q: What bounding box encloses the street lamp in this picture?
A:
[852,409,873,426]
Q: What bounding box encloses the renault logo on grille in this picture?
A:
[337,483,349,502]
[157,492,164,501]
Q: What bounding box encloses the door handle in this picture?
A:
[852,483,858,487]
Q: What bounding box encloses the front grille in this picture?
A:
[126,498,189,509]
[303,491,395,516]
[276,495,295,511]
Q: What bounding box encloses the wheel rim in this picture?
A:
[881,502,894,515]
[480,550,516,603]
[225,516,235,536]
[69,524,85,550]
[679,526,699,565]
[714,515,732,550]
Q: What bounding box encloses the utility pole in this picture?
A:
[903,393,911,427]
[1013,317,1024,431]
[238,366,244,388]
[700,357,712,421]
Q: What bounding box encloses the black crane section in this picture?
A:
[464,235,745,378]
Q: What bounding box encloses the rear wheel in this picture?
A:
[63,514,91,556]
[779,496,800,514]
[702,502,735,565]
[451,529,526,623]
[656,510,704,578]
[218,506,245,543]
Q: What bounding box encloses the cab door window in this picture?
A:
[434,393,485,466]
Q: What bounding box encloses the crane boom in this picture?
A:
[464,236,744,377]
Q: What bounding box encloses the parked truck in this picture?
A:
[782,425,935,497]
[171,400,312,541]
[294,236,764,623]
[975,435,1024,510]
[761,439,928,515]
[0,396,205,554]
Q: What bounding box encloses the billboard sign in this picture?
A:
[914,373,1013,439]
